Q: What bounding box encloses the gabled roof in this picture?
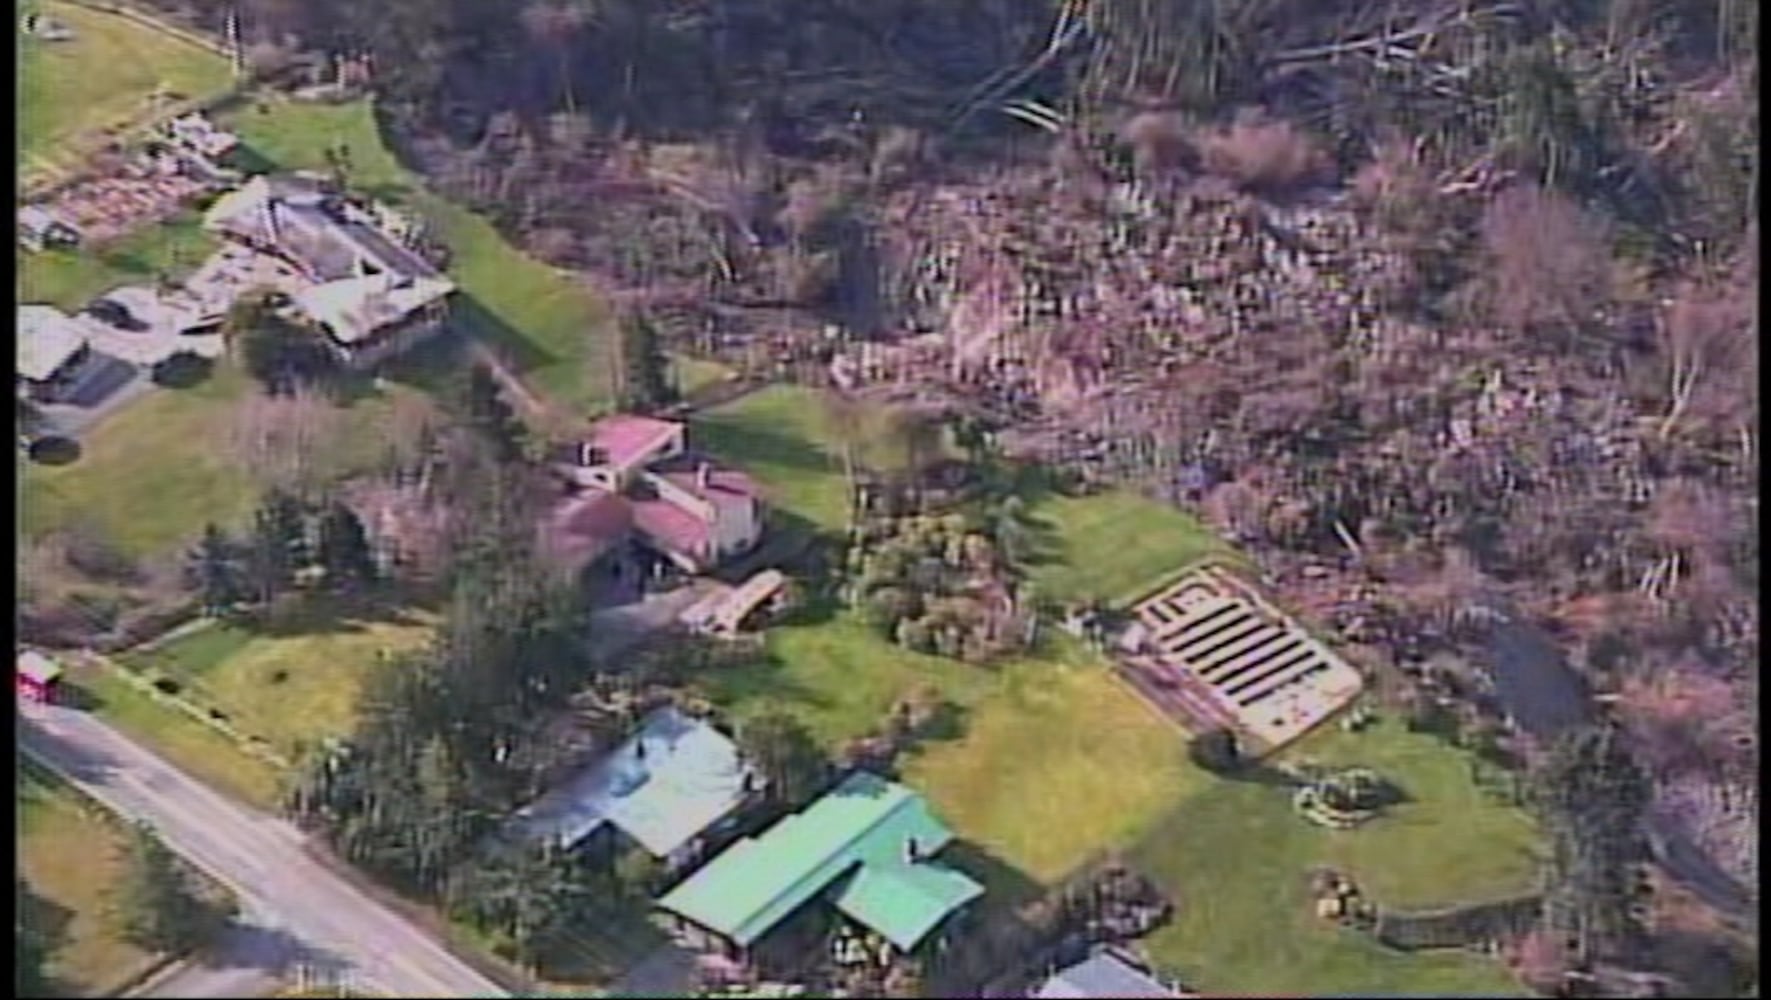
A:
[294,273,455,344]
[631,496,714,561]
[1036,950,1181,999]
[587,414,683,470]
[657,771,983,950]
[510,707,755,858]
[834,859,984,951]
[18,305,91,381]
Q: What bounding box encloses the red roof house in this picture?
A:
[548,416,764,576]
[17,650,64,704]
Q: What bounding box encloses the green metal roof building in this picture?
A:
[656,770,984,956]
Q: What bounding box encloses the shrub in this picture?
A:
[152,676,182,696]
[1198,111,1330,194]
[1188,726,1242,774]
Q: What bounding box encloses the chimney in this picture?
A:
[697,463,711,493]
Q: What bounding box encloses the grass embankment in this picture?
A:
[119,597,440,764]
[18,759,162,996]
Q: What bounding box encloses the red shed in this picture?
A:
[17,651,64,704]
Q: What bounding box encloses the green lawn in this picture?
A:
[703,612,997,749]
[221,98,622,413]
[1130,719,1540,997]
[67,659,287,811]
[20,0,233,182]
[119,597,440,763]
[692,385,853,534]
[1021,485,1233,606]
[21,359,257,557]
[19,760,161,996]
[17,211,218,311]
[902,656,1205,883]
[21,356,439,559]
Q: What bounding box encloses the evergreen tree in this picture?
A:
[185,523,248,615]
[1529,723,1653,965]
[614,310,676,413]
[317,500,377,590]
[738,712,829,808]
[1188,726,1242,774]
[453,365,527,464]
[17,877,58,998]
[114,824,220,955]
[247,489,309,604]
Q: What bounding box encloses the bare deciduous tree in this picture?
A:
[1478,184,1614,337]
[223,386,349,498]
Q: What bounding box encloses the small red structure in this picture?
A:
[17,650,64,704]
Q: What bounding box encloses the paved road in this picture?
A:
[21,702,508,999]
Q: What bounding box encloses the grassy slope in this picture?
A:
[222,99,620,412]
[20,359,257,556]
[19,760,160,995]
[65,658,287,811]
[692,385,853,533]
[19,1,232,179]
[1022,486,1234,606]
[1131,721,1539,997]
[121,599,440,762]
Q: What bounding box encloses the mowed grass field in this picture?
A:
[18,760,161,996]
[119,597,441,764]
[1131,719,1540,997]
[19,0,232,182]
[21,359,257,555]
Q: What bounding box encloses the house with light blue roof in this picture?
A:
[656,770,985,972]
[508,706,758,873]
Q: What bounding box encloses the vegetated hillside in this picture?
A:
[156,0,1755,947]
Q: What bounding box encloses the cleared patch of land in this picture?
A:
[120,598,441,763]
[222,98,623,412]
[1021,484,1233,606]
[21,359,256,556]
[1131,720,1540,997]
[20,0,232,182]
[18,759,161,995]
[692,385,854,534]
[902,656,1205,883]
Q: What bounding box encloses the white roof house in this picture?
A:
[510,706,757,859]
[294,273,455,344]
[1035,949,1186,999]
[18,306,91,381]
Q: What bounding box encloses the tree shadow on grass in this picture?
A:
[455,296,561,378]
[54,680,107,713]
[692,416,847,479]
[244,589,436,639]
